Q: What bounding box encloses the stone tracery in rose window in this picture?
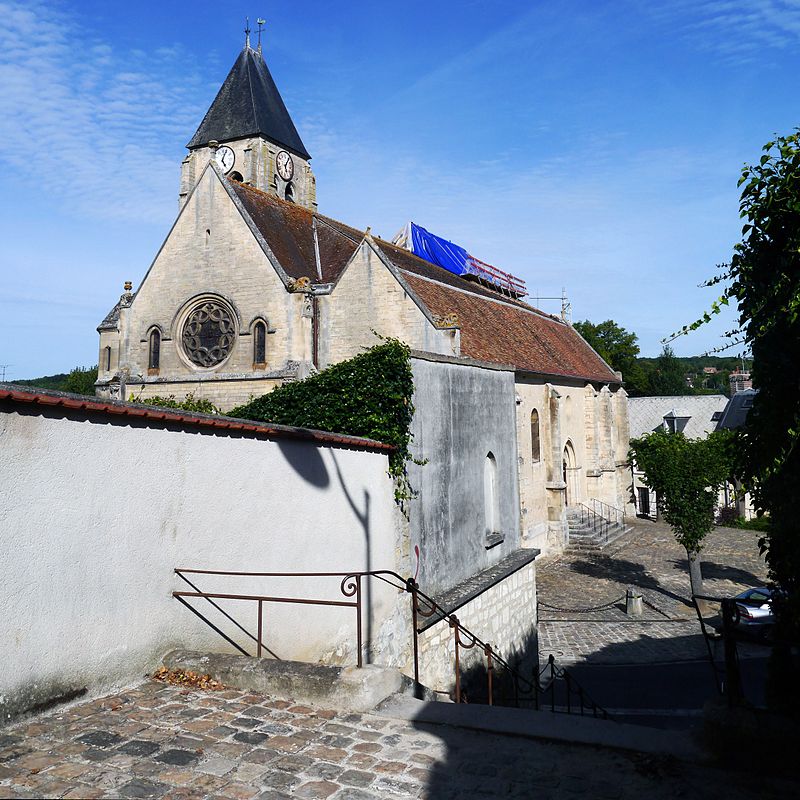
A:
[182,300,236,367]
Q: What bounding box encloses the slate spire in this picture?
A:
[187,46,310,160]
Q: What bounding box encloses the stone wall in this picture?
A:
[0,397,400,723]
[515,375,631,556]
[416,560,537,694]
[317,242,455,368]
[407,355,521,596]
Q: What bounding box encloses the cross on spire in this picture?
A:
[244,17,251,49]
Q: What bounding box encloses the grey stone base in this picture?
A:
[161,650,439,712]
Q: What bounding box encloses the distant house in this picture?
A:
[729,369,753,393]
[628,395,729,518]
[715,389,758,519]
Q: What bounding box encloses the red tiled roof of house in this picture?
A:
[402,273,619,384]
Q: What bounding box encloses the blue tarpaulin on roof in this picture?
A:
[394,222,527,297]
[406,222,468,277]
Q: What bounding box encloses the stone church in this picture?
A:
[96,40,632,590]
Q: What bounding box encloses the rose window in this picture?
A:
[182,300,236,367]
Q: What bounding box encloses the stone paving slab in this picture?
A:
[0,679,788,799]
[537,521,769,664]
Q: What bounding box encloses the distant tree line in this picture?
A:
[573,319,746,397]
[14,365,98,396]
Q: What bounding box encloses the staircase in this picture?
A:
[566,500,632,552]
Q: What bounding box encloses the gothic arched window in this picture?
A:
[530,409,541,463]
[253,321,266,366]
[284,182,295,203]
[148,329,161,371]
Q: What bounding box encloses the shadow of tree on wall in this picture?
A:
[455,629,541,708]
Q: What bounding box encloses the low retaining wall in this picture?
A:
[416,554,538,693]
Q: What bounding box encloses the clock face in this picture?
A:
[215,145,235,174]
[276,150,294,181]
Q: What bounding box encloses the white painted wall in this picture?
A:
[0,406,400,722]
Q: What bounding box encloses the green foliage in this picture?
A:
[63,365,98,396]
[669,130,800,630]
[13,372,71,391]
[629,428,735,554]
[137,393,220,414]
[730,131,800,626]
[573,319,648,395]
[646,345,691,397]
[15,366,98,395]
[230,340,416,502]
[732,515,771,533]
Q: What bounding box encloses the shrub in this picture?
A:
[230,339,416,502]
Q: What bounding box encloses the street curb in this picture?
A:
[376,695,706,763]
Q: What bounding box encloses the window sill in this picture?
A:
[147,368,160,376]
[484,532,505,550]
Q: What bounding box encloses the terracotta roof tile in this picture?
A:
[402,274,619,384]
[230,181,359,283]
[0,385,394,452]
[226,179,618,383]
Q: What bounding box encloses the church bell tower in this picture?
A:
[180,33,316,210]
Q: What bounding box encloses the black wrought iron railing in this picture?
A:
[173,567,610,719]
[570,499,625,545]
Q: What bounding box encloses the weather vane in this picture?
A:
[257,18,266,54]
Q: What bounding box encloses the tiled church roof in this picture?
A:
[402,274,619,384]
[231,181,360,283]
[228,179,620,385]
[187,47,310,159]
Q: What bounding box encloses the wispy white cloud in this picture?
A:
[648,0,800,65]
[0,0,210,223]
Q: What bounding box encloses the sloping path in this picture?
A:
[0,679,789,799]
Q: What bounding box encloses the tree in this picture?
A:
[670,130,800,635]
[573,319,648,395]
[629,428,734,598]
[647,345,690,396]
[62,365,98,396]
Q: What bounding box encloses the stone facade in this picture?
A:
[416,560,537,693]
[515,377,631,555]
[181,138,315,212]
[317,243,457,367]
[98,167,312,405]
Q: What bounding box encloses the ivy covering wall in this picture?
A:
[230,340,416,500]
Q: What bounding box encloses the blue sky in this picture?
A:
[1,0,799,379]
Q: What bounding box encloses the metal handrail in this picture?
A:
[172,567,610,719]
[571,499,625,545]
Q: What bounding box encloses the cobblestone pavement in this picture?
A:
[537,520,768,664]
[0,680,787,799]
